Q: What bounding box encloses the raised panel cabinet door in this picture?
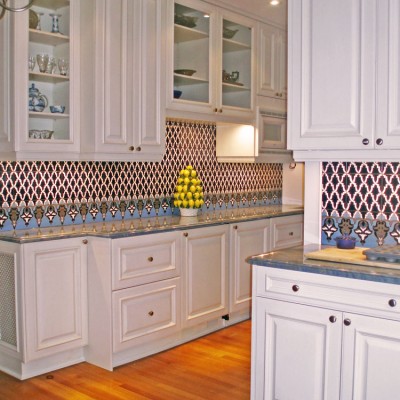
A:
[288,0,376,150]
[251,297,342,400]
[230,220,269,313]
[341,313,400,400]
[22,238,88,362]
[257,23,281,98]
[376,0,400,148]
[182,225,229,326]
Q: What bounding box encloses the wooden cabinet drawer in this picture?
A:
[112,278,180,352]
[255,267,400,319]
[112,232,181,290]
[270,215,303,250]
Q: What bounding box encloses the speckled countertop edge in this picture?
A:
[0,205,303,244]
[246,244,400,285]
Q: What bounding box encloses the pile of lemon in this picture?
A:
[173,165,204,209]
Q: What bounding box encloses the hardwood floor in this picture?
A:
[0,320,251,400]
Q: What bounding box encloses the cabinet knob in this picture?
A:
[148,311,154,317]
[82,239,88,245]
[362,138,369,145]
[343,318,351,326]
[329,315,337,323]
[183,232,188,237]
[136,146,141,152]
[214,108,218,113]
[218,108,223,113]
[289,232,294,236]
[388,299,397,307]
[275,92,280,96]
[148,256,154,262]
[292,284,299,292]
[376,138,383,146]
[129,146,135,151]
[233,225,238,230]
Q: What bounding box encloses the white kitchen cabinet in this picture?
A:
[229,220,270,314]
[288,0,400,160]
[80,0,166,161]
[257,23,287,100]
[181,225,229,326]
[0,237,88,380]
[112,278,181,353]
[270,213,303,250]
[166,0,256,123]
[252,266,400,400]
[2,0,81,160]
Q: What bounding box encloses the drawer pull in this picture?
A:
[292,284,299,292]
[148,256,154,262]
[82,239,88,245]
[289,232,294,236]
[183,232,188,237]
[389,299,397,307]
[148,311,154,317]
[233,225,238,230]
[129,146,135,151]
[344,318,351,326]
[329,316,337,323]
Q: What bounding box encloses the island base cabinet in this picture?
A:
[341,313,400,400]
[252,298,342,400]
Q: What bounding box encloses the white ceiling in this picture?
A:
[214,0,287,29]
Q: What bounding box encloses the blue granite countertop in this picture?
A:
[0,205,303,244]
[246,244,400,285]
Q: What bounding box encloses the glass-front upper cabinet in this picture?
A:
[2,0,80,161]
[166,0,255,123]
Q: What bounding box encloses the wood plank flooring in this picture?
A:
[0,320,251,400]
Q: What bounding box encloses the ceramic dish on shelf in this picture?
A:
[28,130,54,140]
[29,10,39,29]
[174,14,198,28]
[50,105,65,113]
[174,69,196,76]
[223,27,238,39]
[174,90,182,99]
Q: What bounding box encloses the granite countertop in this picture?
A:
[246,244,400,285]
[0,204,303,244]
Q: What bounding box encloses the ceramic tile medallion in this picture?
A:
[322,162,400,247]
[0,120,283,230]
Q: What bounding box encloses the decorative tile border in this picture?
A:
[321,162,400,247]
[0,121,283,230]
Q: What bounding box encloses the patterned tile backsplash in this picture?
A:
[0,121,282,230]
[322,162,400,247]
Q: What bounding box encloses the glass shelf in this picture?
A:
[29,112,69,119]
[29,29,69,45]
[29,72,69,83]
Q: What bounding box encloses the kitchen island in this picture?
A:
[247,245,400,400]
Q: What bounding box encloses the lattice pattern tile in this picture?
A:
[0,121,283,230]
[322,162,400,247]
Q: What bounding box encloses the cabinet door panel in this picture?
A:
[23,239,87,362]
[341,313,400,400]
[230,220,269,313]
[252,298,342,400]
[289,0,375,150]
[183,226,228,325]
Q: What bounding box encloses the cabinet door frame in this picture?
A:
[181,225,229,327]
[22,238,88,362]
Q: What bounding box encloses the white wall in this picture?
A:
[282,162,304,205]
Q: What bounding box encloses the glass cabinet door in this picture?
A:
[221,16,253,111]
[173,2,211,104]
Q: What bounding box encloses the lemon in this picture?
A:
[191,178,197,185]
[196,186,202,192]
[176,185,183,192]
[187,192,193,199]
[188,199,195,208]
[183,185,188,193]
[184,177,190,185]
[183,169,190,177]
[194,192,200,199]
[194,199,200,208]
[187,165,193,170]
[180,193,185,200]
[174,193,180,199]
[190,185,196,193]
[178,177,184,184]
[191,170,197,177]
[182,200,189,208]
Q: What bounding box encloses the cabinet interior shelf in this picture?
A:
[222,82,250,92]
[174,24,208,43]
[29,29,69,45]
[33,0,70,9]
[29,112,69,119]
[29,72,69,83]
[174,73,208,85]
[223,39,251,52]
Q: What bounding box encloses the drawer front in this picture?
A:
[112,278,180,352]
[270,215,303,250]
[112,232,181,290]
[255,266,400,319]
